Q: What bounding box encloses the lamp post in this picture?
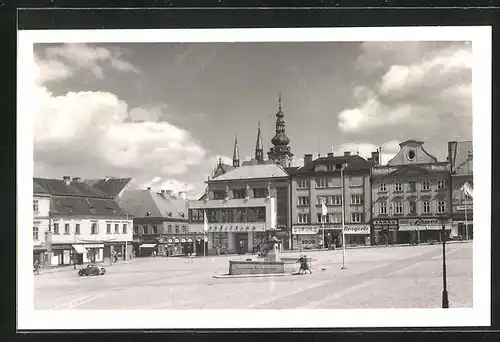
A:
[440,215,449,308]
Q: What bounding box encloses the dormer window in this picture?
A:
[407,149,416,161]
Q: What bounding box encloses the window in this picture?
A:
[122,224,127,234]
[351,212,363,223]
[317,213,332,223]
[167,225,172,234]
[336,163,343,170]
[33,226,39,240]
[316,196,326,206]
[315,177,328,188]
[142,225,148,235]
[213,190,225,200]
[327,164,334,170]
[408,181,416,192]
[182,226,189,234]
[395,201,403,215]
[437,201,446,213]
[114,223,119,234]
[75,223,80,235]
[423,201,431,214]
[133,225,139,235]
[152,225,158,235]
[379,183,387,192]
[33,200,39,213]
[297,196,310,206]
[91,222,98,234]
[437,180,446,190]
[394,182,402,192]
[379,202,387,215]
[331,214,341,223]
[351,194,363,204]
[64,223,70,235]
[298,214,309,224]
[53,223,59,235]
[189,209,204,223]
[253,188,267,198]
[332,195,342,205]
[297,179,309,189]
[106,223,111,234]
[175,226,180,234]
[409,201,417,215]
[233,189,246,199]
[422,180,430,191]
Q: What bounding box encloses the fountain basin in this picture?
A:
[228,260,285,275]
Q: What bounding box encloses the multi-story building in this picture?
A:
[118,188,192,257]
[33,177,133,266]
[33,181,51,265]
[371,140,452,245]
[188,163,288,254]
[290,151,374,249]
[448,140,473,239]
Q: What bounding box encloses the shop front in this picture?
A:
[292,225,338,250]
[371,219,399,246]
[343,224,370,246]
[398,218,452,244]
[452,203,473,240]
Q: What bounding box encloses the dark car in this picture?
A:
[78,264,106,276]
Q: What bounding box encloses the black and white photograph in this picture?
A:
[17,27,491,330]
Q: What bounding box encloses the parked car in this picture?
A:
[78,264,106,276]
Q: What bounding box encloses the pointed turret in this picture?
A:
[255,121,264,163]
[268,92,293,167]
[233,134,240,167]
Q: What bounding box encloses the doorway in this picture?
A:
[235,233,248,254]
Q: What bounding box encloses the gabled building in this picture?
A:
[290,151,374,249]
[84,176,133,201]
[118,188,191,257]
[448,140,473,239]
[33,177,133,266]
[371,140,452,245]
[33,181,51,264]
[188,163,290,254]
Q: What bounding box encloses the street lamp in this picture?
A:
[440,215,449,308]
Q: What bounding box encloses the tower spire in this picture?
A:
[268,93,293,167]
[255,121,264,163]
[233,133,240,167]
[278,92,282,111]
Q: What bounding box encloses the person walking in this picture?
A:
[33,260,40,275]
[297,255,312,275]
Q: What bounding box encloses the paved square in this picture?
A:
[34,242,472,310]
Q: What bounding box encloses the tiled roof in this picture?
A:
[211,163,289,181]
[85,177,132,198]
[50,197,128,217]
[213,163,235,178]
[453,141,473,175]
[33,180,50,195]
[290,155,371,175]
[118,189,187,220]
[283,166,299,174]
[34,178,112,199]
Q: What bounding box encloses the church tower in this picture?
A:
[267,93,293,167]
[232,134,240,167]
[255,121,264,164]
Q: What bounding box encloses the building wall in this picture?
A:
[33,195,50,249]
[50,217,133,244]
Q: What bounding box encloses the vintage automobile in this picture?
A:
[78,264,106,276]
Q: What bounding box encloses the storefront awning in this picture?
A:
[187,238,193,242]
[181,238,186,243]
[168,239,173,243]
[72,244,88,254]
[140,244,157,248]
[174,239,180,243]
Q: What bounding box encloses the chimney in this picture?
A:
[165,190,173,196]
[344,151,351,156]
[147,187,151,191]
[63,176,71,185]
[327,152,334,158]
[371,150,380,165]
[72,177,81,183]
[160,190,166,196]
[304,154,313,165]
[448,141,458,170]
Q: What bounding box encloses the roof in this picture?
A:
[213,163,235,178]
[210,163,289,181]
[34,178,112,199]
[290,155,371,175]
[33,180,50,195]
[118,189,187,220]
[50,197,128,217]
[452,141,473,175]
[85,177,132,198]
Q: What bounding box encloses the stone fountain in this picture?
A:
[227,237,285,276]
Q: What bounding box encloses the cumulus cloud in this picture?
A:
[35,43,139,84]
[338,42,472,141]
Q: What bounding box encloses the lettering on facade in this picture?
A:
[292,225,369,235]
[83,244,105,248]
[456,205,473,211]
[372,220,398,225]
[399,218,439,226]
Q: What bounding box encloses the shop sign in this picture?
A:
[344,225,370,235]
[83,244,104,248]
[456,205,473,211]
[399,218,441,226]
[452,220,473,226]
[292,226,320,235]
[372,219,398,225]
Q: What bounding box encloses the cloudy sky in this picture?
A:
[33,40,472,198]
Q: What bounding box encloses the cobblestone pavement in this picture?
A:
[34,242,472,310]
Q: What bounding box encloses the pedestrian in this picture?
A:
[113,251,118,263]
[33,260,40,275]
[297,255,312,275]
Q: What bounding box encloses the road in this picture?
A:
[34,242,472,310]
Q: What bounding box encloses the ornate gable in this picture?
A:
[387,140,438,166]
